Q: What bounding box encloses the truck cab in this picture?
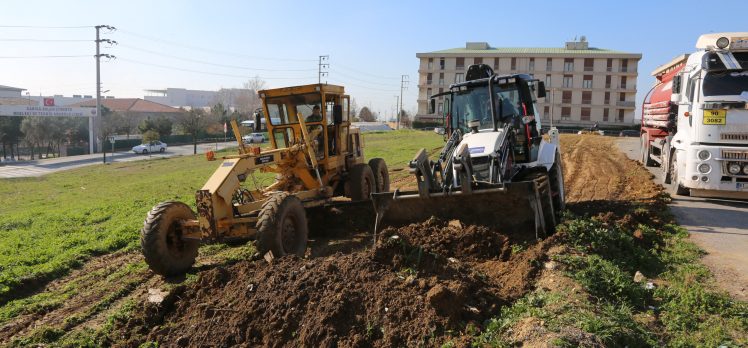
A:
[667,33,748,198]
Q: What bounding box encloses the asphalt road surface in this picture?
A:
[0,141,237,179]
[617,137,748,301]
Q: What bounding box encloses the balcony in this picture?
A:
[561,98,572,104]
[605,84,611,89]
[582,99,592,105]
[456,65,464,70]
[426,80,433,85]
[620,84,627,89]
[616,101,635,108]
[584,66,594,72]
[620,67,628,72]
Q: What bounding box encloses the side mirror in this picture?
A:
[254,111,263,131]
[429,99,436,114]
[333,105,343,125]
[536,81,547,99]
[672,75,681,94]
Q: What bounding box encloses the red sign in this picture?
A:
[43,98,55,107]
[223,122,227,133]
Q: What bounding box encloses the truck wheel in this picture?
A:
[141,201,199,276]
[549,151,566,219]
[256,193,308,257]
[368,158,390,193]
[640,135,655,167]
[348,163,375,201]
[668,153,690,196]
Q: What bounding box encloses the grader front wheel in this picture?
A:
[348,163,376,201]
[256,193,309,258]
[141,201,200,276]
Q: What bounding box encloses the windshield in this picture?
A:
[703,71,748,96]
[451,83,524,132]
[265,93,322,125]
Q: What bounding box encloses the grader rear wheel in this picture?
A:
[256,193,308,257]
[348,163,375,201]
[141,201,199,276]
[368,158,390,193]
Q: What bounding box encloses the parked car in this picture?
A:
[242,133,265,143]
[619,130,639,137]
[132,141,167,154]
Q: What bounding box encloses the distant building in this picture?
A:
[144,87,254,110]
[0,85,27,101]
[415,39,641,128]
[70,98,184,126]
[28,94,104,107]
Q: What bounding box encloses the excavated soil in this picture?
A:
[2,134,663,346]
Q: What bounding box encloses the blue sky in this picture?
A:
[0,0,745,119]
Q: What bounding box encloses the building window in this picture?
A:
[427,73,433,85]
[544,106,550,119]
[618,109,625,122]
[546,58,552,71]
[440,58,445,70]
[606,58,613,72]
[493,58,499,69]
[511,58,517,70]
[439,73,444,86]
[563,75,573,88]
[603,108,609,121]
[437,103,443,114]
[562,91,572,104]
[529,58,535,71]
[561,107,571,120]
[582,75,593,89]
[604,92,610,104]
[581,107,591,121]
[545,74,551,87]
[456,57,465,70]
[427,88,432,99]
[584,58,594,71]
[438,87,444,99]
[605,75,611,89]
[455,73,464,83]
[428,58,433,70]
[582,91,592,104]
[620,59,628,72]
[619,92,625,102]
[620,76,627,89]
[474,57,482,65]
[564,58,574,72]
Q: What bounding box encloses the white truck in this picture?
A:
[642,32,748,199]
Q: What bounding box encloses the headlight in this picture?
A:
[697,150,710,161]
[698,163,711,174]
[728,162,741,175]
[743,165,748,175]
[716,37,730,49]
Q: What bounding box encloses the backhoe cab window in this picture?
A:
[451,83,524,132]
[266,93,322,125]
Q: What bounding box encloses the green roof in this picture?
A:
[422,47,638,55]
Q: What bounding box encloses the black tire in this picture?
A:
[348,163,375,201]
[368,158,390,193]
[549,151,566,219]
[668,151,690,196]
[141,201,199,276]
[159,147,166,153]
[142,149,149,155]
[256,193,308,257]
[640,135,655,167]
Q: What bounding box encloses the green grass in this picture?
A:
[0,130,442,305]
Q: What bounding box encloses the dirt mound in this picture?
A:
[110,221,549,347]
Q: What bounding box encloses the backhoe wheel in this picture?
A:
[348,163,375,201]
[141,201,199,276]
[549,151,566,218]
[368,158,390,193]
[256,193,308,257]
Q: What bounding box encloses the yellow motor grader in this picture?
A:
[141,84,390,276]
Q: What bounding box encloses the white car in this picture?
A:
[132,141,167,154]
[242,133,265,143]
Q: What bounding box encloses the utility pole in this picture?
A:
[394,95,399,123]
[93,25,116,156]
[318,55,329,84]
[398,75,408,129]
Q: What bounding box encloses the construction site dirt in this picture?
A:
[0,135,667,346]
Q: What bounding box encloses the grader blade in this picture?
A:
[372,177,554,240]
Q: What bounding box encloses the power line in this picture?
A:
[0,38,90,42]
[118,57,318,80]
[335,63,400,80]
[327,79,398,93]
[117,43,316,72]
[0,25,93,29]
[0,55,90,59]
[117,29,318,62]
[330,69,400,88]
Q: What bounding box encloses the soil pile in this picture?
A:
[111,220,549,347]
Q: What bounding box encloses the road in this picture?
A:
[0,141,237,179]
[617,137,748,301]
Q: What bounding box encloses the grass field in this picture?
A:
[0,129,443,303]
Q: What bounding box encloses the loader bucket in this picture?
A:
[371,178,554,240]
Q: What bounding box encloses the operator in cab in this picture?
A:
[306,105,323,122]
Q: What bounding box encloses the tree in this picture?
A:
[350,97,359,120]
[399,109,412,128]
[210,103,229,124]
[234,76,266,114]
[142,129,160,143]
[358,106,376,122]
[177,108,207,155]
[0,117,22,160]
[138,116,173,138]
[99,106,124,163]
[20,117,48,160]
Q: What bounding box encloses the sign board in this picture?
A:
[0,105,98,117]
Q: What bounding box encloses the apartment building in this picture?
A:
[415,39,641,128]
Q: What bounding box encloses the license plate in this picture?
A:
[703,109,726,125]
[738,183,746,191]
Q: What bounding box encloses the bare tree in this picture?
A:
[399,110,412,128]
[178,108,207,155]
[99,107,124,163]
[235,76,266,114]
[350,97,359,119]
